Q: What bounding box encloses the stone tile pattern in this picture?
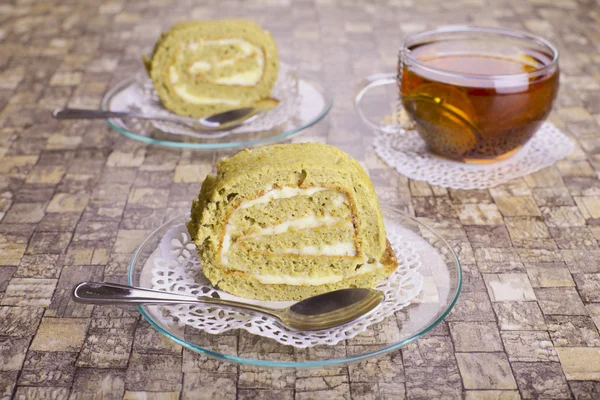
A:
[1,0,599,398]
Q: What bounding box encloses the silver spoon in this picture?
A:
[72,282,384,331]
[52,107,260,132]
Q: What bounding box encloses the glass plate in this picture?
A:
[128,203,462,368]
[101,73,332,150]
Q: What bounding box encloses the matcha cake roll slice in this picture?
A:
[146,19,279,118]
[187,143,398,301]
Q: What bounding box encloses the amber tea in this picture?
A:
[400,37,559,162]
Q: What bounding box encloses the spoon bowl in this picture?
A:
[72,282,384,331]
[284,288,384,331]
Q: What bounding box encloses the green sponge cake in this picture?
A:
[145,19,279,118]
[187,143,398,301]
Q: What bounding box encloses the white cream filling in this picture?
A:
[211,38,256,55]
[333,192,346,207]
[220,187,354,265]
[239,187,328,209]
[214,68,264,86]
[169,66,179,84]
[221,215,343,263]
[281,241,356,256]
[172,66,234,104]
[246,214,340,237]
[253,262,384,286]
[220,225,234,265]
[354,262,381,275]
[188,60,211,74]
[254,273,342,286]
[172,85,241,105]
[184,38,265,86]
[214,57,238,68]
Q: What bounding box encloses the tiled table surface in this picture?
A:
[1,0,600,399]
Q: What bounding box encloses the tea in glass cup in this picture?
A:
[355,27,559,163]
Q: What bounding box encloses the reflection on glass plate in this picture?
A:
[128,204,462,368]
[102,63,332,149]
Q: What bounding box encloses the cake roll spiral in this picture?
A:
[187,143,398,301]
[145,19,279,118]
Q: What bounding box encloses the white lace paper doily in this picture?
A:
[119,62,300,139]
[374,122,574,190]
[148,218,423,348]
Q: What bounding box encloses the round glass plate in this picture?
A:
[101,73,332,150]
[128,203,462,368]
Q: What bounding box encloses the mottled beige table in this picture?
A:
[1,0,600,399]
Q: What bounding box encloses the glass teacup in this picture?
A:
[355,26,559,163]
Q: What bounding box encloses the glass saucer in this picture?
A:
[128,204,461,368]
[101,70,332,150]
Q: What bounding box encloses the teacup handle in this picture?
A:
[354,73,413,134]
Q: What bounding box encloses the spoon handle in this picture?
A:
[73,281,207,304]
[53,108,143,120]
[72,282,285,319]
[52,108,246,134]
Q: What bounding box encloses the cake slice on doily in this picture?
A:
[144,19,279,118]
[186,143,398,301]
